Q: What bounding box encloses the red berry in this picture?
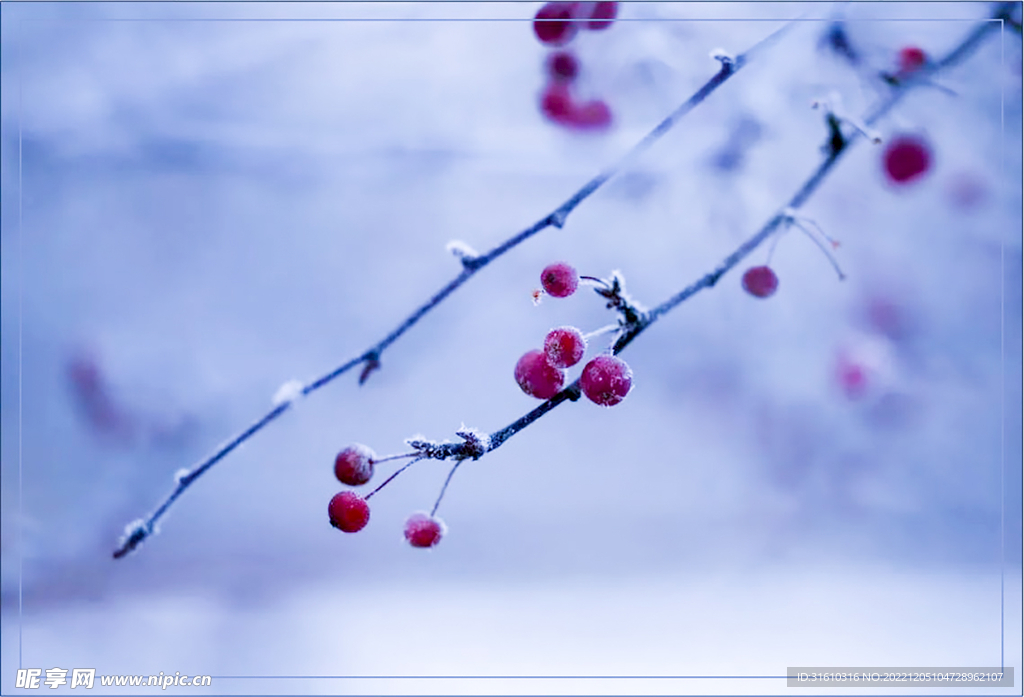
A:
[897,46,927,73]
[741,265,779,298]
[328,491,369,533]
[547,51,580,82]
[836,355,868,399]
[544,326,586,369]
[404,512,446,548]
[570,99,612,129]
[515,349,566,399]
[883,135,931,184]
[533,2,579,46]
[540,82,575,123]
[580,354,632,406]
[585,1,618,30]
[540,262,579,298]
[334,443,376,486]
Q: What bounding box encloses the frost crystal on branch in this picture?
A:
[454,426,490,460]
[446,240,480,268]
[272,379,304,407]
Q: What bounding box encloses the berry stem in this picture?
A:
[364,456,426,501]
[582,323,621,342]
[430,460,464,516]
[789,218,846,281]
[371,451,420,465]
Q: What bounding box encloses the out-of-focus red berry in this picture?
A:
[883,135,931,184]
[534,2,580,46]
[741,265,779,298]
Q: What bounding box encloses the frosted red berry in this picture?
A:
[334,443,376,486]
[404,512,446,548]
[544,326,586,369]
[328,491,370,533]
[585,1,618,30]
[515,349,566,399]
[547,51,580,82]
[883,135,931,184]
[533,2,579,46]
[741,265,778,298]
[897,46,926,73]
[540,262,579,298]
[580,355,633,406]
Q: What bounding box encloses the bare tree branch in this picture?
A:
[385,4,1012,506]
[113,18,800,559]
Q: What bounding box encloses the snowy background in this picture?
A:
[1,2,1021,694]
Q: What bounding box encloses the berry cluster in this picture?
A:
[516,262,634,406]
[328,444,446,547]
[533,2,619,130]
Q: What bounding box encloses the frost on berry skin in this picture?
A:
[540,262,579,298]
[883,135,932,185]
[404,512,447,548]
[515,349,566,399]
[334,443,376,486]
[585,1,618,30]
[897,46,927,73]
[533,2,579,46]
[544,326,587,369]
[580,355,633,407]
[328,491,370,533]
[547,51,580,82]
[741,265,779,298]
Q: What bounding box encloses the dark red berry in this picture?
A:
[544,326,586,369]
[580,354,632,406]
[515,349,566,399]
[883,135,931,184]
[547,51,580,82]
[334,444,376,486]
[742,265,778,298]
[585,1,618,30]
[897,46,926,73]
[540,262,579,298]
[533,2,579,46]
[404,513,446,548]
[328,491,369,533]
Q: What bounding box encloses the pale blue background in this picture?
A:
[2,2,1021,694]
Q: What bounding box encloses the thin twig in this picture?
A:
[430,460,464,517]
[364,456,426,501]
[112,19,800,559]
